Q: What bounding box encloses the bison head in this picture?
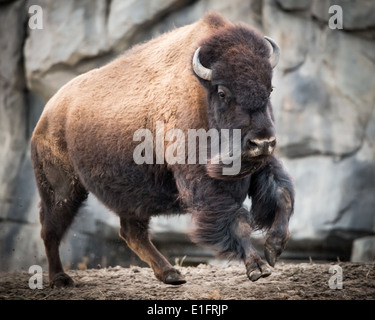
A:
[192,25,280,179]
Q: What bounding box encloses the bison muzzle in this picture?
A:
[31,12,294,288]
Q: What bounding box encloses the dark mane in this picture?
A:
[199,23,271,68]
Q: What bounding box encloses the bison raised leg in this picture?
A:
[119,217,186,285]
[248,156,295,267]
[192,205,272,281]
[263,187,293,266]
[189,199,272,281]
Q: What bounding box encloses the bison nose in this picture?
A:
[245,137,276,157]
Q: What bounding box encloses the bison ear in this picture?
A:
[264,36,280,69]
[192,47,212,81]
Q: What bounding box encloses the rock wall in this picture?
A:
[1,0,374,271]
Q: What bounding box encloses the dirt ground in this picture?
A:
[1,262,374,300]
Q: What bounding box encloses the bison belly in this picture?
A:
[70,148,181,217]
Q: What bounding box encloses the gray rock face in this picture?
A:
[351,236,375,263]
[108,0,182,51]
[24,0,111,101]
[276,0,311,11]
[1,0,375,271]
[0,0,29,271]
[0,2,27,227]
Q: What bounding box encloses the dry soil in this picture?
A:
[1,262,374,300]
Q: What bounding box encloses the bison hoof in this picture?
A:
[264,244,279,267]
[246,261,271,282]
[159,268,186,285]
[50,272,74,288]
[264,229,290,267]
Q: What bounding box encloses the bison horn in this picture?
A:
[264,36,280,69]
[192,47,212,81]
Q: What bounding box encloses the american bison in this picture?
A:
[31,12,294,287]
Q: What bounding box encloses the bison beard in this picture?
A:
[206,153,267,180]
[30,11,295,287]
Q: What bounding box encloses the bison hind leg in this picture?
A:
[31,142,88,287]
[119,217,186,285]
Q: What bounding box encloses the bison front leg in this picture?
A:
[191,204,272,281]
[119,217,186,285]
[231,212,272,281]
[248,156,295,267]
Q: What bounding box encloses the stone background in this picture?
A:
[1,0,374,271]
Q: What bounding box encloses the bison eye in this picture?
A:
[217,85,231,102]
[218,90,226,100]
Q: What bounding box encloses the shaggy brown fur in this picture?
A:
[31,12,294,287]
